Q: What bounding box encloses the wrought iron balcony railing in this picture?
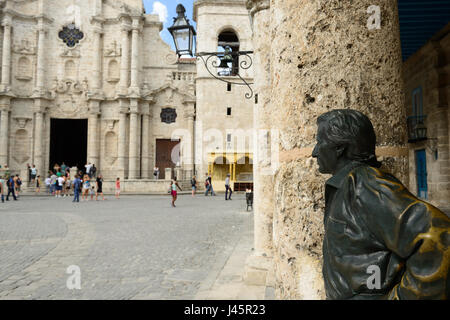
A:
[407,115,427,143]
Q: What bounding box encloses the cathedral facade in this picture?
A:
[0,0,199,186]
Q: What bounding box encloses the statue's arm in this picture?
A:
[349,169,450,300]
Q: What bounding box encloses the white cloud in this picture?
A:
[152,1,168,23]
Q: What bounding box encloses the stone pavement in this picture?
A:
[0,194,265,300]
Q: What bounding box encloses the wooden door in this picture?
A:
[155,139,180,180]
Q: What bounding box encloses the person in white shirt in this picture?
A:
[45,177,51,194]
[85,163,92,178]
[56,176,65,198]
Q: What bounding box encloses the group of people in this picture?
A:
[0,171,23,202]
[169,172,234,207]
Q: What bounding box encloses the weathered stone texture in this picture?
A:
[268,0,407,299]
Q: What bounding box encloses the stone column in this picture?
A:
[141,102,150,179]
[119,22,130,95]
[35,24,46,92]
[186,112,195,179]
[1,16,12,91]
[118,101,128,179]
[265,0,407,299]
[88,101,100,166]
[34,111,45,175]
[244,0,274,287]
[128,99,140,179]
[129,17,141,93]
[92,28,103,92]
[0,104,10,166]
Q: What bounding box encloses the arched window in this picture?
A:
[217,30,239,76]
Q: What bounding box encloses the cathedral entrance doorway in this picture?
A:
[155,139,180,180]
[49,119,88,172]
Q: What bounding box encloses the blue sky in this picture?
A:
[143,0,196,51]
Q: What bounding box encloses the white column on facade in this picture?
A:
[128,99,140,179]
[141,102,150,179]
[187,113,195,178]
[1,17,12,89]
[118,105,128,179]
[130,17,140,92]
[34,111,44,175]
[88,101,100,166]
[119,22,130,94]
[92,28,103,91]
[0,108,9,166]
[35,22,46,91]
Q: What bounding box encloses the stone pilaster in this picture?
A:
[35,23,47,93]
[129,17,141,95]
[118,100,128,179]
[92,26,104,92]
[141,102,151,179]
[128,99,140,179]
[244,0,274,287]
[88,101,100,166]
[0,97,11,167]
[33,98,47,177]
[186,113,195,179]
[267,0,407,299]
[1,15,12,92]
[119,20,131,95]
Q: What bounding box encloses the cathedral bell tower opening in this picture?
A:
[49,119,88,171]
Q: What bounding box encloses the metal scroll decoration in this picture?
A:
[197,51,254,99]
[58,24,84,48]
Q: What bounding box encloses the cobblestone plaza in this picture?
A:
[0,194,252,299]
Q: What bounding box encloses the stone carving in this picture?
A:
[105,40,121,57]
[13,39,36,55]
[51,78,89,96]
[61,47,81,58]
[312,109,450,300]
[14,117,31,129]
[165,52,178,65]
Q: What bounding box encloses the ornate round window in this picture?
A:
[58,24,84,48]
[161,108,177,124]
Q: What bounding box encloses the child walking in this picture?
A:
[170,178,182,207]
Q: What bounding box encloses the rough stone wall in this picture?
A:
[268,0,407,299]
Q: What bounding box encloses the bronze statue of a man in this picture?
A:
[312,109,449,300]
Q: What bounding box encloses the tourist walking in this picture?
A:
[27,164,31,187]
[153,166,160,180]
[64,176,72,197]
[50,172,57,195]
[115,177,121,199]
[82,175,91,201]
[30,165,37,185]
[6,176,17,201]
[14,175,22,198]
[56,174,65,198]
[0,175,4,203]
[191,175,197,197]
[170,178,182,207]
[72,175,81,203]
[91,164,97,178]
[225,173,232,200]
[204,173,216,196]
[96,175,105,201]
[85,163,93,178]
[36,175,41,194]
[45,176,51,194]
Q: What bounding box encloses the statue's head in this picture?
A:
[312,109,381,175]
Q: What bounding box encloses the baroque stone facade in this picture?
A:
[0,0,197,182]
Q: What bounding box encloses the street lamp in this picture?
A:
[168,4,196,57]
[168,4,254,99]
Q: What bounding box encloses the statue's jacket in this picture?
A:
[323,161,450,300]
